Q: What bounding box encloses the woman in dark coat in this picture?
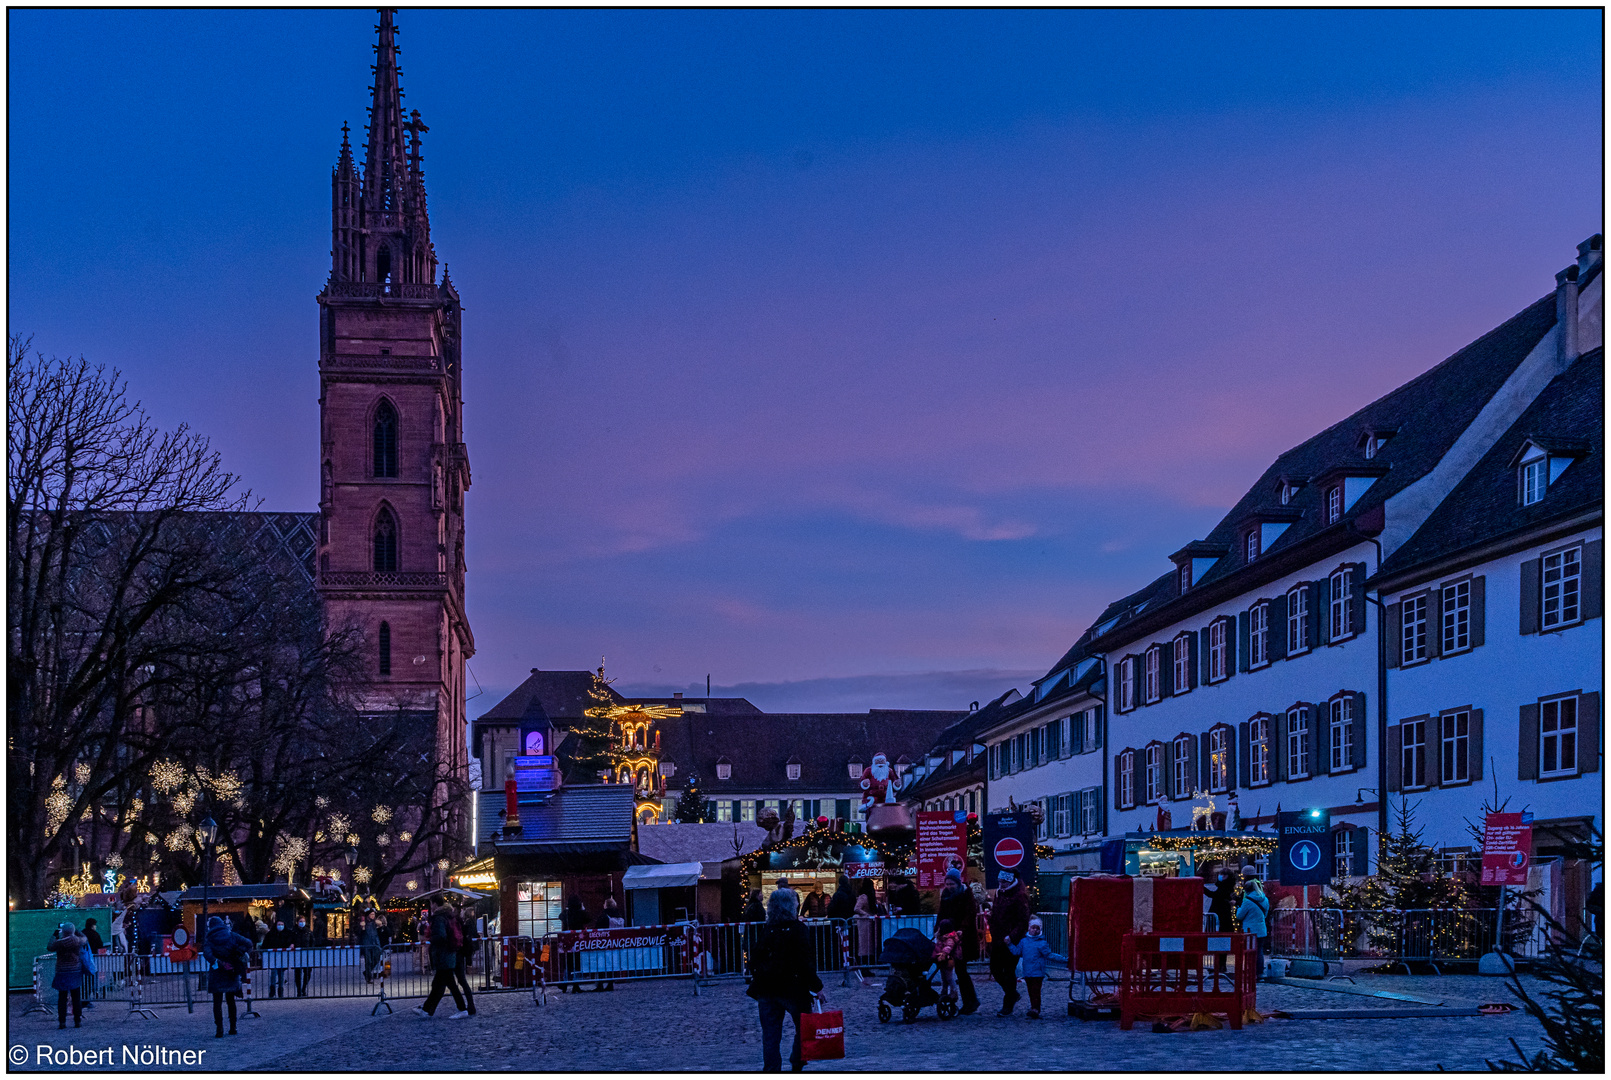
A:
[203,916,255,1037]
[824,876,855,921]
[747,888,825,1072]
[936,868,980,1014]
[47,923,87,1029]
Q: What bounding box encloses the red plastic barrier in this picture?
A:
[1068,876,1204,973]
[1118,930,1256,1030]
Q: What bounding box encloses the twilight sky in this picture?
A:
[10,9,1601,714]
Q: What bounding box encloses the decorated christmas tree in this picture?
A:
[1331,796,1474,956]
[561,664,626,783]
[676,773,710,823]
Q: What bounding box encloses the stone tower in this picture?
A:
[316,9,473,850]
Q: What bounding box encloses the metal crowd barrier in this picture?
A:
[1268,907,1548,964]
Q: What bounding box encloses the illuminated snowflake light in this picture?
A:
[105,853,124,869]
[172,790,197,815]
[45,781,73,833]
[208,770,243,801]
[144,832,160,847]
[354,867,372,884]
[377,833,390,846]
[327,813,351,837]
[315,831,327,843]
[165,827,192,851]
[436,858,450,871]
[74,762,92,784]
[345,832,360,846]
[271,835,310,877]
[398,832,413,843]
[150,760,185,793]
[406,880,418,891]
[371,805,393,825]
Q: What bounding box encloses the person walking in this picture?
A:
[262,917,293,998]
[1007,917,1066,1019]
[411,896,470,1020]
[79,918,104,1008]
[203,916,253,1038]
[452,903,478,1015]
[357,913,383,984]
[746,888,825,1072]
[937,867,980,1014]
[48,923,87,1029]
[1237,876,1271,980]
[988,871,1031,1016]
[290,915,314,997]
[592,897,623,992]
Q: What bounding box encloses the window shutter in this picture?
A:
[1469,708,1484,781]
[1238,721,1252,788]
[1187,631,1200,688]
[1114,753,1126,809]
[1352,827,1370,876]
[1308,703,1322,777]
[1352,693,1368,769]
[1268,593,1288,661]
[1519,559,1541,635]
[1129,751,1141,808]
[1470,576,1486,648]
[1223,725,1238,790]
[1237,612,1251,672]
[1350,563,1367,634]
[1427,587,1443,658]
[1426,715,1442,788]
[1094,705,1105,749]
[1160,641,1174,697]
[1578,692,1600,774]
[1386,725,1401,791]
[1199,732,1211,790]
[1274,711,1289,782]
[1316,577,1331,644]
[1131,657,1144,711]
[1185,737,1199,798]
[1099,786,1108,835]
[1518,704,1540,780]
[1385,603,1401,668]
[1308,582,1322,647]
[1200,624,1214,683]
[1223,619,1239,678]
[1069,715,1082,756]
[1583,540,1603,621]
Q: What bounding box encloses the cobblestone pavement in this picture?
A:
[9,972,1550,1071]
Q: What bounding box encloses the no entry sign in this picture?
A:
[982,812,1036,889]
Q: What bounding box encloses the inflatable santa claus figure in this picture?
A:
[858,753,901,815]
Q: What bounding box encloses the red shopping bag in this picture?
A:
[800,1006,845,1061]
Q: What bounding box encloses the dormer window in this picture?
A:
[847,760,863,779]
[1246,530,1260,562]
[786,757,802,781]
[715,757,732,781]
[1364,435,1379,460]
[1280,483,1293,505]
[1511,438,1586,507]
[1327,486,1342,524]
[1180,563,1192,592]
[1521,458,1546,505]
[1358,427,1396,460]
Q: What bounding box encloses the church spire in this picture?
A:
[364,8,410,217]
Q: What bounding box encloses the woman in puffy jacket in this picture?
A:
[1006,917,1066,1019]
[47,923,87,1029]
[1236,877,1271,979]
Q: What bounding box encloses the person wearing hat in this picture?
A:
[987,871,1032,1016]
[1236,876,1271,979]
[1007,917,1066,1019]
[47,922,88,1029]
[937,866,980,1014]
[202,915,254,1038]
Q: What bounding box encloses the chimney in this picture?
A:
[1556,263,1580,368]
[673,692,682,699]
[1577,233,1603,281]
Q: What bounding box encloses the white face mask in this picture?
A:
[276,924,284,931]
[297,921,305,928]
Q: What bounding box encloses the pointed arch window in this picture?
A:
[373,508,399,572]
[377,244,392,285]
[378,621,392,676]
[373,400,398,477]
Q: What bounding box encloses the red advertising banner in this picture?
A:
[915,810,968,888]
[1481,812,1533,886]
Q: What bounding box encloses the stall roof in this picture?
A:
[637,821,768,865]
[176,884,304,903]
[476,784,635,850]
[622,863,703,890]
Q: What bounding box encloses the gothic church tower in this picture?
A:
[317,10,473,849]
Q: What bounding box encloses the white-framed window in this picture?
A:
[1441,579,1471,653]
[1288,586,1308,654]
[1250,716,1270,785]
[1330,567,1353,639]
[1172,633,1192,693]
[1287,706,1310,779]
[1364,434,1379,460]
[1180,563,1192,592]
[1208,620,1227,682]
[1249,602,1269,667]
[1328,486,1342,523]
[1542,546,1582,630]
[1053,795,1069,837]
[716,800,734,822]
[786,762,801,780]
[1081,789,1099,834]
[1402,593,1428,664]
[1329,697,1353,771]
[1540,696,1578,778]
[1440,710,1470,784]
[1118,750,1135,808]
[740,800,756,822]
[1401,719,1427,789]
[1521,457,1547,505]
[1144,647,1161,703]
[1334,831,1354,877]
[1172,734,1193,798]
[1208,727,1229,792]
[1280,481,1294,505]
[514,880,565,939]
[1083,709,1100,752]
[1246,529,1260,562]
[1118,657,1136,711]
[1145,744,1163,803]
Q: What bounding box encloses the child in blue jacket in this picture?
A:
[1007,917,1066,1018]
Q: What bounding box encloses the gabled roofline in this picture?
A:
[1372,504,1602,595]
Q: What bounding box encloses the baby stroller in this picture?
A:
[876,927,956,1023]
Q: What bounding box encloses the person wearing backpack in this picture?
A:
[47,923,87,1029]
[451,902,478,1016]
[412,895,469,1019]
[203,916,253,1038]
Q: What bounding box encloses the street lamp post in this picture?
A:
[344,846,359,906]
[198,816,219,939]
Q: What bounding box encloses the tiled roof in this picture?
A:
[477,670,619,723]
[476,783,635,849]
[1068,290,1560,655]
[659,710,964,796]
[1380,347,1603,580]
[625,697,764,715]
[904,688,1033,799]
[636,822,769,864]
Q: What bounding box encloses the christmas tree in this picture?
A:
[1332,796,1474,956]
[676,773,710,823]
[560,664,626,783]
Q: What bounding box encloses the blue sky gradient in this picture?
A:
[10,9,1601,712]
